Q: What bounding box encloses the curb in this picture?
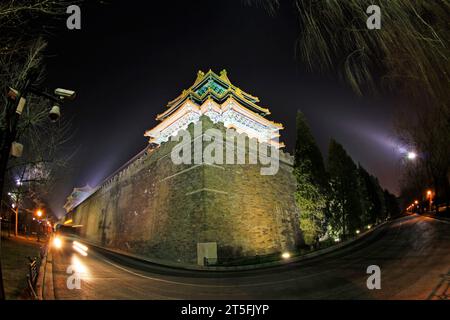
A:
[81,219,391,272]
[421,213,450,225]
[280,219,389,265]
[35,245,47,300]
[36,242,55,300]
[43,247,55,300]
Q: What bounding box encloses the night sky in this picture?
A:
[43,0,404,218]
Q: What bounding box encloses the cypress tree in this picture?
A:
[293,111,329,246]
[357,165,383,226]
[327,139,363,238]
[357,165,374,227]
[373,177,387,223]
[384,190,400,219]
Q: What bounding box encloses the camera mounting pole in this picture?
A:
[0,68,75,300]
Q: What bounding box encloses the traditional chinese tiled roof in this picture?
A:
[156,69,271,121]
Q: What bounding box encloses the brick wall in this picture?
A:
[71,116,302,264]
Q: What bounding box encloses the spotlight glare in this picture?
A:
[281,252,291,260]
[407,151,417,160]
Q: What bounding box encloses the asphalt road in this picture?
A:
[49,214,449,299]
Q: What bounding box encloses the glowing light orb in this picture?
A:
[281,252,291,259]
[407,152,417,160]
[53,237,62,249]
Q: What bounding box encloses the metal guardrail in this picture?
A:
[27,256,39,299]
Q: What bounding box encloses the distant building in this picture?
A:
[67,70,301,266]
[63,184,95,213]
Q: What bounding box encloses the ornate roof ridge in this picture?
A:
[162,70,269,120]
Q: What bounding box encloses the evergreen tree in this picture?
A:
[327,139,363,238]
[384,190,400,219]
[364,175,382,224]
[357,165,374,227]
[293,111,329,246]
[373,177,387,223]
[357,165,384,227]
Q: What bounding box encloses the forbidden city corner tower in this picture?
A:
[64,70,302,266]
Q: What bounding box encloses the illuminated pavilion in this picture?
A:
[144,69,285,149]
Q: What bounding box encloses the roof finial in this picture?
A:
[194,70,205,85]
[220,69,230,83]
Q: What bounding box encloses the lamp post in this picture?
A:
[35,209,44,242]
[0,67,76,300]
[427,190,433,212]
[0,216,3,300]
[414,200,419,212]
[13,204,18,237]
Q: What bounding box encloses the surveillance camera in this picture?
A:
[49,105,61,122]
[7,87,19,100]
[54,88,76,100]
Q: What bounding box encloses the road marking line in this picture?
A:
[93,215,425,290]
[99,256,306,288]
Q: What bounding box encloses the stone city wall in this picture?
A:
[69,117,302,264]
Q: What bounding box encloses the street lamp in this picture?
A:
[281,252,291,260]
[35,209,44,243]
[426,190,433,212]
[407,151,417,160]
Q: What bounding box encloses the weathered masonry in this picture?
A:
[64,70,302,265]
